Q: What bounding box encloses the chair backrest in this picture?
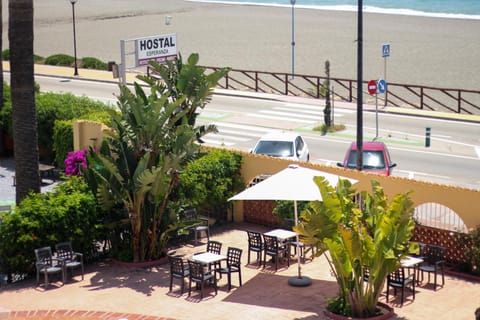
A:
[55,242,75,260]
[417,242,426,257]
[388,267,407,284]
[34,246,54,265]
[247,230,263,249]
[188,260,206,281]
[169,255,187,276]
[183,208,198,220]
[263,234,280,253]
[226,247,242,267]
[426,245,446,264]
[207,240,222,255]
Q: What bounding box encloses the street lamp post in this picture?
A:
[290,0,296,79]
[356,0,364,171]
[69,0,79,76]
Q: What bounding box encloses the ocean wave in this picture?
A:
[188,0,480,20]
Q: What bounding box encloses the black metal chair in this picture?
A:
[206,240,223,271]
[188,260,217,299]
[246,230,264,265]
[168,255,189,294]
[262,234,290,271]
[183,208,210,246]
[34,246,65,288]
[216,247,242,291]
[55,241,84,282]
[386,267,415,305]
[418,244,446,290]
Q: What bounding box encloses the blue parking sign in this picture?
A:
[377,79,387,94]
[382,44,390,58]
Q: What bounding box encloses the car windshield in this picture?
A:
[346,150,386,169]
[253,140,294,157]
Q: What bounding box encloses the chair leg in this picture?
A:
[227,272,232,291]
[239,269,242,287]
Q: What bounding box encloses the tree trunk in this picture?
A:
[9,0,40,204]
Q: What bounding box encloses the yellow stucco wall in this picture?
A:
[236,151,480,230]
[73,120,110,151]
[72,122,480,230]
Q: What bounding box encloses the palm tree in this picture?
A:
[9,0,40,204]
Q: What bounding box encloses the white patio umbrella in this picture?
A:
[229,164,357,286]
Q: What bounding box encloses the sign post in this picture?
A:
[382,43,390,107]
[368,80,379,139]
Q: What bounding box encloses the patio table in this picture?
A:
[191,252,226,265]
[264,229,297,242]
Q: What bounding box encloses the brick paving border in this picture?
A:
[3,310,176,320]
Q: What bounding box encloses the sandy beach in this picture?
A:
[2,0,480,90]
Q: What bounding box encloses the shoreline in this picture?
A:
[188,0,480,20]
[2,0,480,90]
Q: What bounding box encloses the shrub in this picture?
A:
[2,49,9,60]
[33,54,45,64]
[35,92,113,163]
[460,225,480,275]
[53,120,75,169]
[177,148,244,222]
[0,176,99,277]
[45,54,75,66]
[81,57,108,70]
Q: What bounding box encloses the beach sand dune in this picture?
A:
[2,0,479,90]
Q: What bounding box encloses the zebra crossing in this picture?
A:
[198,104,355,148]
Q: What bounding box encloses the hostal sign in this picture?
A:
[135,33,177,67]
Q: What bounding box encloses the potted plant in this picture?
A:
[295,178,418,319]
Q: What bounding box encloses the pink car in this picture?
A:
[337,141,397,176]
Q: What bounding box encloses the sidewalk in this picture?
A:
[3,62,479,123]
[0,223,479,320]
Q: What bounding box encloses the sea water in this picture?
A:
[190,0,480,19]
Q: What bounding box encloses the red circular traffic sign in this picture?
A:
[367,80,377,95]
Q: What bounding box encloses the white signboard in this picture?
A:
[135,33,177,67]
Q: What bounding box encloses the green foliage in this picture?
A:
[52,110,116,169]
[35,92,113,163]
[76,109,117,127]
[0,177,99,276]
[33,55,45,64]
[324,60,332,127]
[313,123,346,135]
[460,225,480,275]
[44,54,75,66]
[295,179,416,318]
[0,83,12,134]
[83,53,229,263]
[2,49,9,60]
[53,120,75,169]
[81,57,108,70]
[272,200,309,223]
[138,53,230,130]
[177,149,244,222]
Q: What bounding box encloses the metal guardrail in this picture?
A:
[201,66,480,115]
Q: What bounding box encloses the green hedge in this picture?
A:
[177,148,244,222]
[0,177,99,277]
[45,54,75,67]
[81,57,108,70]
[53,120,75,169]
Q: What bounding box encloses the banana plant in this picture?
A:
[295,179,417,318]
[83,53,229,262]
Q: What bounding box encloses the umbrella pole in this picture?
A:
[288,200,312,287]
